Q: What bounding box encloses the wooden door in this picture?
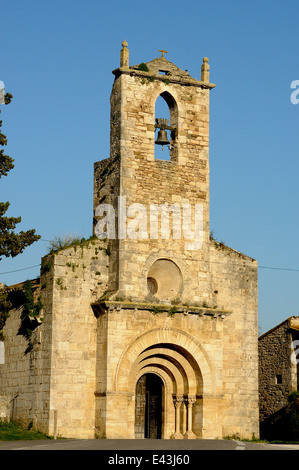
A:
[135,374,162,439]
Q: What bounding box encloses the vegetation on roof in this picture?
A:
[47,234,98,254]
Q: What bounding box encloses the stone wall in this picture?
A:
[0,395,10,420]
[259,317,299,426]
[0,280,42,426]
[209,241,259,438]
[0,238,110,438]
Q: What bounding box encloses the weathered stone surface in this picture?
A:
[259,316,299,436]
[0,43,259,440]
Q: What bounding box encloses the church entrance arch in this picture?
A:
[135,373,163,439]
[115,328,215,439]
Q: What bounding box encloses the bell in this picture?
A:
[155,129,170,148]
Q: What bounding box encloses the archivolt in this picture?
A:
[114,327,215,395]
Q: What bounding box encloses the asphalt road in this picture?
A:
[0,438,299,451]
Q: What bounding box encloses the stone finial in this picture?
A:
[201,57,210,82]
[120,40,129,68]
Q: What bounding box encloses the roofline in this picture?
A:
[209,238,257,262]
[258,316,299,340]
[3,278,40,292]
[112,67,216,90]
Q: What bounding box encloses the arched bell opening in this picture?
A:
[135,373,164,439]
[154,92,178,162]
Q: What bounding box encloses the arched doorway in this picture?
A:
[115,328,214,438]
[135,373,163,439]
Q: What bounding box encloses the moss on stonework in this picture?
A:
[138,63,149,72]
[91,298,231,320]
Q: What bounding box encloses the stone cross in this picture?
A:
[158,49,168,58]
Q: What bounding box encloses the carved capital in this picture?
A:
[173,395,184,408]
[186,394,196,405]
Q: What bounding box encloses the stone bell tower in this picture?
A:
[92,42,259,440]
[94,41,215,306]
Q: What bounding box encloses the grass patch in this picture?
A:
[0,420,52,441]
[47,234,83,253]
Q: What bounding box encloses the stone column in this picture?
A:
[184,395,196,439]
[172,395,184,439]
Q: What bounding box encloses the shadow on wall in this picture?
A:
[260,392,299,441]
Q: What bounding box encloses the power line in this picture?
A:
[1,237,299,275]
[259,265,299,272]
[0,239,51,275]
[1,262,299,276]
[0,264,41,275]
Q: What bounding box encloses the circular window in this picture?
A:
[147,259,182,301]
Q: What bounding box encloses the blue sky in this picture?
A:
[1,0,299,334]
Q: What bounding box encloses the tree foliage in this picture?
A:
[0,92,40,260]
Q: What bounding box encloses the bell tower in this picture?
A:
[94,41,216,306]
[92,42,258,441]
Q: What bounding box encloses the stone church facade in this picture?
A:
[0,42,259,440]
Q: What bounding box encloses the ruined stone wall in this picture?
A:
[0,238,110,438]
[0,302,39,425]
[93,156,120,293]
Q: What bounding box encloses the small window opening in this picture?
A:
[159,70,168,75]
[276,374,283,385]
[147,277,158,296]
